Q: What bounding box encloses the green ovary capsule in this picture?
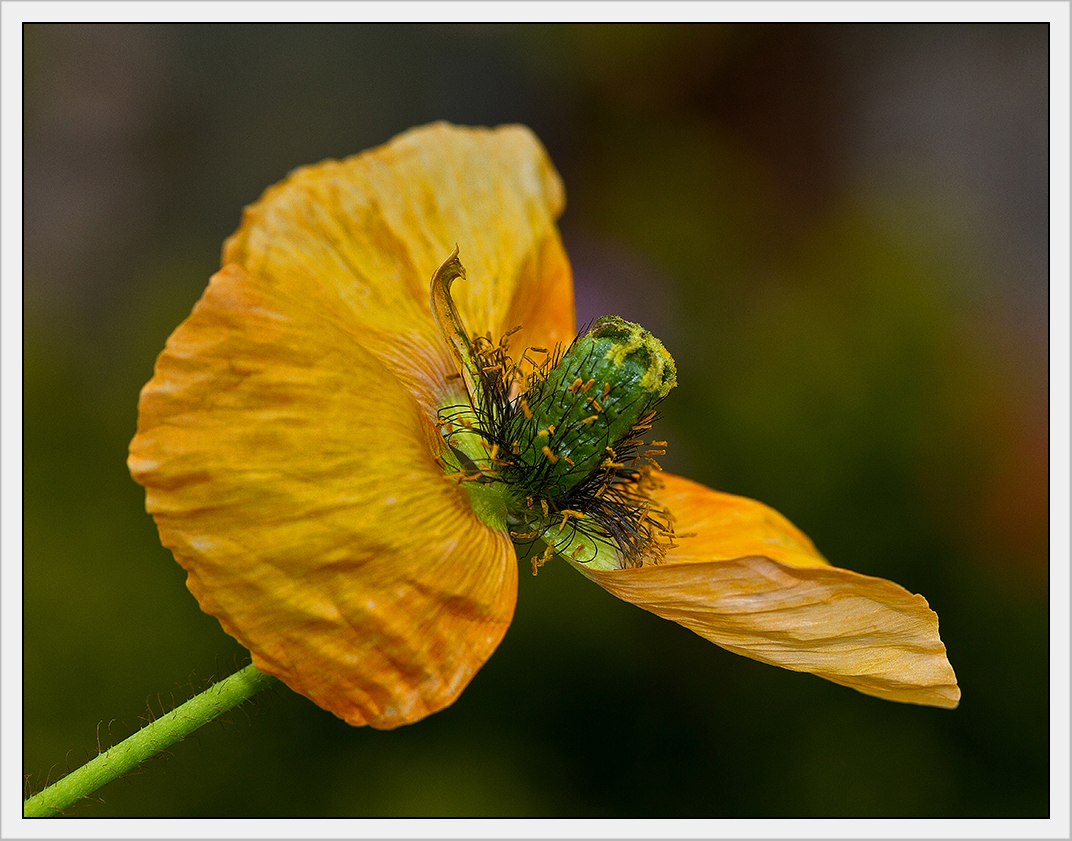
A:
[508,316,676,503]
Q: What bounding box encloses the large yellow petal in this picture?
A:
[575,473,960,709]
[129,263,517,728]
[222,122,576,412]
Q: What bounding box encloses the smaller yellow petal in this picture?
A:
[575,473,960,709]
[657,472,829,569]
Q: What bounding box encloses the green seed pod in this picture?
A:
[507,316,676,503]
[430,252,677,565]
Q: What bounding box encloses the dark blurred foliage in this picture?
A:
[23,23,1049,817]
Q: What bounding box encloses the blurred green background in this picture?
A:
[23,23,1049,817]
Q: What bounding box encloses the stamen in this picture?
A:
[444,470,484,484]
[520,347,549,369]
[557,509,584,531]
[531,544,554,576]
[433,288,680,569]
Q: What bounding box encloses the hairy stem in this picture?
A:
[24,663,277,817]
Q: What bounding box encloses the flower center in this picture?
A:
[431,249,677,571]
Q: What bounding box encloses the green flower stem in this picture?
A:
[24,663,276,817]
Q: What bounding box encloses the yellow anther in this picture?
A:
[531,544,554,576]
[557,509,584,531]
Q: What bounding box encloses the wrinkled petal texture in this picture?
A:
[130,122,576,728]
[131,265,516,728]
[579,473,960,709]
[223,122,575,413]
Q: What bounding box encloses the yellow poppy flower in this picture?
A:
[128,122,959,730]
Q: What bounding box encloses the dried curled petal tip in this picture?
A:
[430,246,481,405]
